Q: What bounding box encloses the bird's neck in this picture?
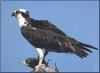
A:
[17,16,29,27]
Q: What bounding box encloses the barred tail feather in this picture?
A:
[74,46,88,58]
[67,40,98,58]
[79,42,98,50]
[73,42,98,58]
[77,44,92,53]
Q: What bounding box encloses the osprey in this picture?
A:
[11,9,97,70]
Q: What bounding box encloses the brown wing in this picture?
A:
[28,18,66,36]
[21,26,97,58]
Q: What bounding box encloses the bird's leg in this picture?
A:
[44,50,48,58]
[35,48,45,71]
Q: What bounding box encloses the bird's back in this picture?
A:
[28,18,66,36]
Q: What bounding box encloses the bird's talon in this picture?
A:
[35,65,41,71]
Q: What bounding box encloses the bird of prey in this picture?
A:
[11,9,97,70]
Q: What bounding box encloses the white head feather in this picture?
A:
[13,9,29,27]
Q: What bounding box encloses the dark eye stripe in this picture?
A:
[21,12,29,18]
[16,11,20,14]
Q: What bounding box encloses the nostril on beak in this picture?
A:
[11,12,15,17]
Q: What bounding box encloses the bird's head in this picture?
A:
[11,9,30,27]
[11,9,30,18]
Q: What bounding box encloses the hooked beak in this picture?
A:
[11,12,16,17]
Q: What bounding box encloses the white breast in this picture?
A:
[16,14,28,27]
